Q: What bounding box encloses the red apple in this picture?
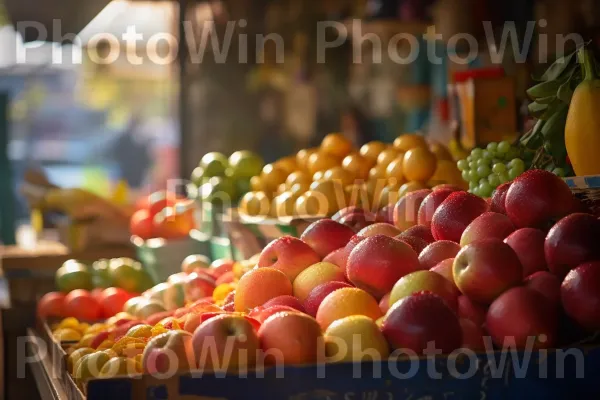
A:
[389,270,459,311]
[323,248,346,269]
[358,223,402,238]
[417,188,457,228]
[453,239,522,304]
[561,262,600,331]
[184,271,216,303]
[490,182,511,214]
[431,191,488,242]
[457,295,487,326]
[333,207,377,231]
[142,330,194,374]
[379,292,391,314]
[395,235,429,255]
[545,213,600,277]
[303,281,353,317]
[153,205,195,240]
[393,189,432,231]
[486,287,558,349]
[191,314,260,371]
[248,305,299,324]
[210,259,235,277]
[430,258,457,289]
[300,219,356,258]
[262,295,306,313]
[460,212,515,247]
[258,236,321,281]
[505,169,574,229]
[332,235,367,277]
[382,292,462,354]
[347,235,420,299]
[398,225,435,244]
[419,240,461,270]
[216,271,235,285]
[377,204,395,224]
[504,228,547,277]
[459,319,485,351]
[524,271,561,306]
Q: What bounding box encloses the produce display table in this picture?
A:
[26,330,68,400]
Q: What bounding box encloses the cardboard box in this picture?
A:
[563,175,600,216]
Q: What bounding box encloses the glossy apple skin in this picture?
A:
[486,287,558,349]
[300,219,356,258]
[333,207,378,232]
[544,213,600,278]
[453,239,522,304]
[417,189,457,228]
[460,212,515,247]
[333,235,367,278]
[504,228,547,277]
[524,271,561,306]
[561,262,600,331]
[460,319,485,351]
[419,241,461,270]
[142,330,193,374]
[358,223,402,238]
[395,235,429,255]
[430,258,457,289]
[393,190,432,231]
[490,182,511,214]
[431,192,489,243]
[183,272,216,303]
[346,235,420,299]
[389,270,459,311]
[505,169,574,229]
[398,225,435,244]
[257,236,321,281]
[457,295,487,326]
[382,293,462,354]
[303,281,353,317]
[262,295,306,313]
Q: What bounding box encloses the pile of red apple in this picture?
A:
[130,191,195,240]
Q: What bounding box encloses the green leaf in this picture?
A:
[526,80,561,99]
[528,102,548,118]
[541,49,578,81]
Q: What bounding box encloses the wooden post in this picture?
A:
[0,92,16,245]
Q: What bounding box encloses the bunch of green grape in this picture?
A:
[456,141,528,197]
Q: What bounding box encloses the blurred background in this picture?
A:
[1,0,600,223]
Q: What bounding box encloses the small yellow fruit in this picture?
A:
[386,157,405,181]
[308,152,340,176]
[342,154,372,180]
[393,134,427,152]
[296,148,317,171]
[399,181,429,198]
[239,191,271,217]
[402,147,437,182]
[377,148,402,168]
[53,328,82,342]
[359,141,386,162]
[286,171,311,189]
[126,324,153,339]
[324,166,355,187]
[321,133,353,158]
[67,347,94,374]
[57,317,80,330]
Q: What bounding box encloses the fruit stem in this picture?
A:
[579,48,598,81]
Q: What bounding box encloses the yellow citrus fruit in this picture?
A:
[386,157,405,181]
[126,324,153,339]
[57,317,80,330]
[103,349,119,359]
[313,171,326,182]
[399,181,429,198]
[78,333,96,348]
[250,176,267,192]
[239,191,271,217]
[97,340,115,350]
[260,164,287,192]
[286,171,311,189]
[99,357,140,378]
[431,159,465,187]
[342,153,372,180]
[296,148,317,171]
[369,164,387,181]
[289,182,310,197]
[359,141,386,162]
[295,191,330,217]
[273,192,298,217]
[378,182,402,207]
[213,283,235,303]
[377,148,402,168]
[308,152,340,176]
[321,133,353,158]
[67,347,94,374]
[402,147,437,182]
[429,141,454,161]
[86,323,108,334]
[274,156,297,175]
[393,134,427,152]
[345,183,369,209]
[53,328,82,342]
[324,166,355,187]
[74,323,90,335]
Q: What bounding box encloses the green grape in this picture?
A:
[509,158,525,174]
[471,148,483,159]
[479,178,489,186]
[552,168,566,177]
[508,168,520,180]
[492,158,503,164]
[488,174,501,187]
[462,170,470,181]
[497,141,511,154]
[469,181,477,190]
[498,172,510,184]
[492,163,507,174]
[482,150,493,162]
[466,155,473,163]
[477,165,491,178]
[486,142,498,153]
[472,186,481,196]
[476,159,487,168]
[457,159,468,171]
[505,148,520,161]
[469,170,479,182]
[479,182,493,197]
[468,161,477,170]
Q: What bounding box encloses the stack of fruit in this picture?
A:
[46,169,600,392]
[130,191,195,240]
[38,258,154,321]
[240,133,465,219]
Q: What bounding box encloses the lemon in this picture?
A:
[53,328,82,342]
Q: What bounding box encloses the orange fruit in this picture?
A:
[345,183,370,209]
[430,159,465,187]
[402,147,437,182]
[359,141,386,162]
[235,267,293,312]
[313,171,325,182]
[307,152,340,176]
[377,148,402,169]
[273,192,298,217]
[250,176,267,192]
[369,164,387,181]
[277,183,287,195]
[239,191,271,216]
[377,182,402,207]
[342,154,372,180]
[321,133,353,158]
[398,181,429,198]
[295,191,330,218]
[324,166,355,187]
[286,171,311,189]
[386,157,405,181]
[289,182,310,197]
[393,134,427,152]
[429,141,453,161]
[274,156,297,175]
[310,179,346,213]
[261,164,287,192]
[316,288,383,330]
[296,148,317,171]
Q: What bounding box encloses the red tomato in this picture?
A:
[64,290,102,321]
[147,191,177,218]
[99,288,136,318]
[37,292,66,318]
[145,311,174,326]
[130,209,155,239]
[90,288,104,301]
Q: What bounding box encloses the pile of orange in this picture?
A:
[239,133,465,219]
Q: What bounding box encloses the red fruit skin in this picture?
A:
[460,319,485,351]
[490,182,511,214]
[418,240,461,270]
[524,271,561,306]
[99,288,136,318]
[303,281,353,317]
[505,169,574,228]
[398,225,435,244]
[545,213,600,278]
[431,192,489,242]
[222,302,235,312]
[333,207,378,232]
[379,292,391,314]
[486,287,558,349]
[347,235,421,299]
[323,248,347,270]
[453,239,523,304]
[64,290,102,321]
[377,204,395,225]
[382,293,462,354]
[130,209,154,239]
[215,271,235,285]
[457,295,487,326]
[504,228,547,277]
[223,290,235,306]
[210,259,234,277]
[146,311,175,326]
[300,219,356,258]
[460,212,515,246]
[248,305,298,324]
[418,189,457,228]
[335,235,367,277]
[393,189,432,231]
[395,236,429,256]
[262,295,306,313]
[561,262,600,331]
[258,236,321,281]
[430,259,457,289]
[37,292,66,319]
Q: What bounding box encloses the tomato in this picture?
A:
[99,288,136,318]
[37,292,66,318]
[130,209,155,239]
[64,290,102,321]
[90,288,104,301]
[147,191,177,218]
